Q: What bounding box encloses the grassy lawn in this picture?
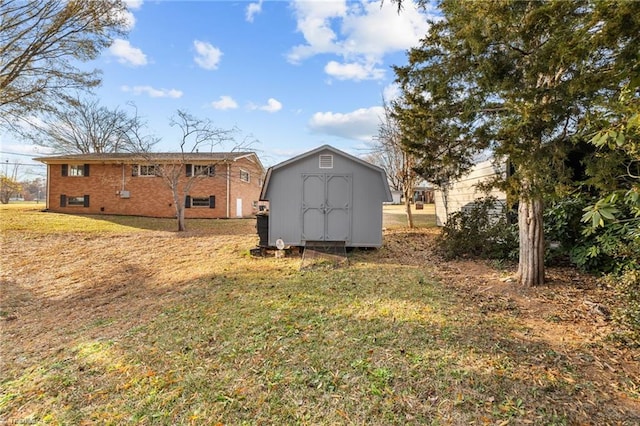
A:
[1,205,638,424]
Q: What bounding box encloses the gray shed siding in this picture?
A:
[261,146,391,248]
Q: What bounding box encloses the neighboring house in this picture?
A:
[259,144,392,248]
[434,159,507,226]
[413,185,434,204]
[34,152,265,218]
[388,190,402,205]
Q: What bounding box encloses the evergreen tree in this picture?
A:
[393,0,640,286]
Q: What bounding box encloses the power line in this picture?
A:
[0,151,45,157]
[0,161,46,167]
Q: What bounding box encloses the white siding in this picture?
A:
[434,160,507,226]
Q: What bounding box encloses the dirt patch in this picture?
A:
[381,228,639,419]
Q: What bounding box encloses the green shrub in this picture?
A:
[543,195,591,264]
[606,268,640,348]
[436,196,518,260]
[543,193,639,273]
[574,199,639,274]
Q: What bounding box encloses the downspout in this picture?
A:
[226,162,231,218]
[46,163,50,210]
[121,163,126,192]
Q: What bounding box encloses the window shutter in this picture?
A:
[185,195,191,208]
[60,194,67,207]
[84,164,90,177]
[83,195,90,207]
[186,164,192,177]
[209,195,216,208]
[61,164,68,176]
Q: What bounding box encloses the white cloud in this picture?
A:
[261,98,282,112]
[121,85,183,98]
[308,106,384,142]
[250,98,282,113]
[324,60,384,81]
[119,9,136,31]
[193,40,223,70]
[288,0,433,81]
[124,0,143,9]
[382,83,401,102]
[287,0,347,64]
[109,39,147,66]
[246,0,263,22]
[212,95,238,110]
[113,1,142,31]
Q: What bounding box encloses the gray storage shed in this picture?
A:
[259,145,392,248]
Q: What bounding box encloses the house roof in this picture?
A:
[34,152,263,168]
[260,144,392,201]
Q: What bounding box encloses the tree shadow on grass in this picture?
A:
[82,213,258,235]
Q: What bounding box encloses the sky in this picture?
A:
[1,0,438,180]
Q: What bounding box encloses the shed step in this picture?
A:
[301,241,348,269]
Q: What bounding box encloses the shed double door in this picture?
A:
[301,173,352,242]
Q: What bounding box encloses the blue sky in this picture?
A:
[1,0,437,178]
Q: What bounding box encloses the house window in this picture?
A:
[185,195,215,208]
[69,165,85,176]
[60,194,89,207]
[68,196,86,206]
[132,164,158,176]
[62,164,90,176]
[319,154,333,169]
[240,169,250,183]
[193,164,216,177]
[192,197,210,207]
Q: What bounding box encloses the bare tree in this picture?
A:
[0,0,129,129]
[0,162,21,204]
[28,96,157,154]
[20,177,46,202]
[371,99,420,228]
[146,110,252,232]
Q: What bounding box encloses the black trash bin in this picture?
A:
[256,213,269,247]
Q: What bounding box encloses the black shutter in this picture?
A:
[209,195,215,208]
[186,164,192,177]
[84,164,90,177]
[60,194,67,207]
[83,195,90,207]
[185,195,191,208]
[61,164,68,176]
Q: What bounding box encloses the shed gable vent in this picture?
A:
[319,154,333,169]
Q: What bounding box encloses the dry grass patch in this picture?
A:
[1,206,638,424]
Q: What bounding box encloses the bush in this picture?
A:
[606,268,640,348]
[543,194,591,265]
[544,193,639,273]
[436,196,518,260]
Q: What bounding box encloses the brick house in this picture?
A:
[34,152,265,218]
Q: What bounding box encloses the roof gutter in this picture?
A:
[226,162,231,218]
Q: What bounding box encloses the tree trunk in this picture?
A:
[173,192,186,232]
[517,195,545,286]
[403,187,414,228]
[176,205,186,232]
[442,186,450,221]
